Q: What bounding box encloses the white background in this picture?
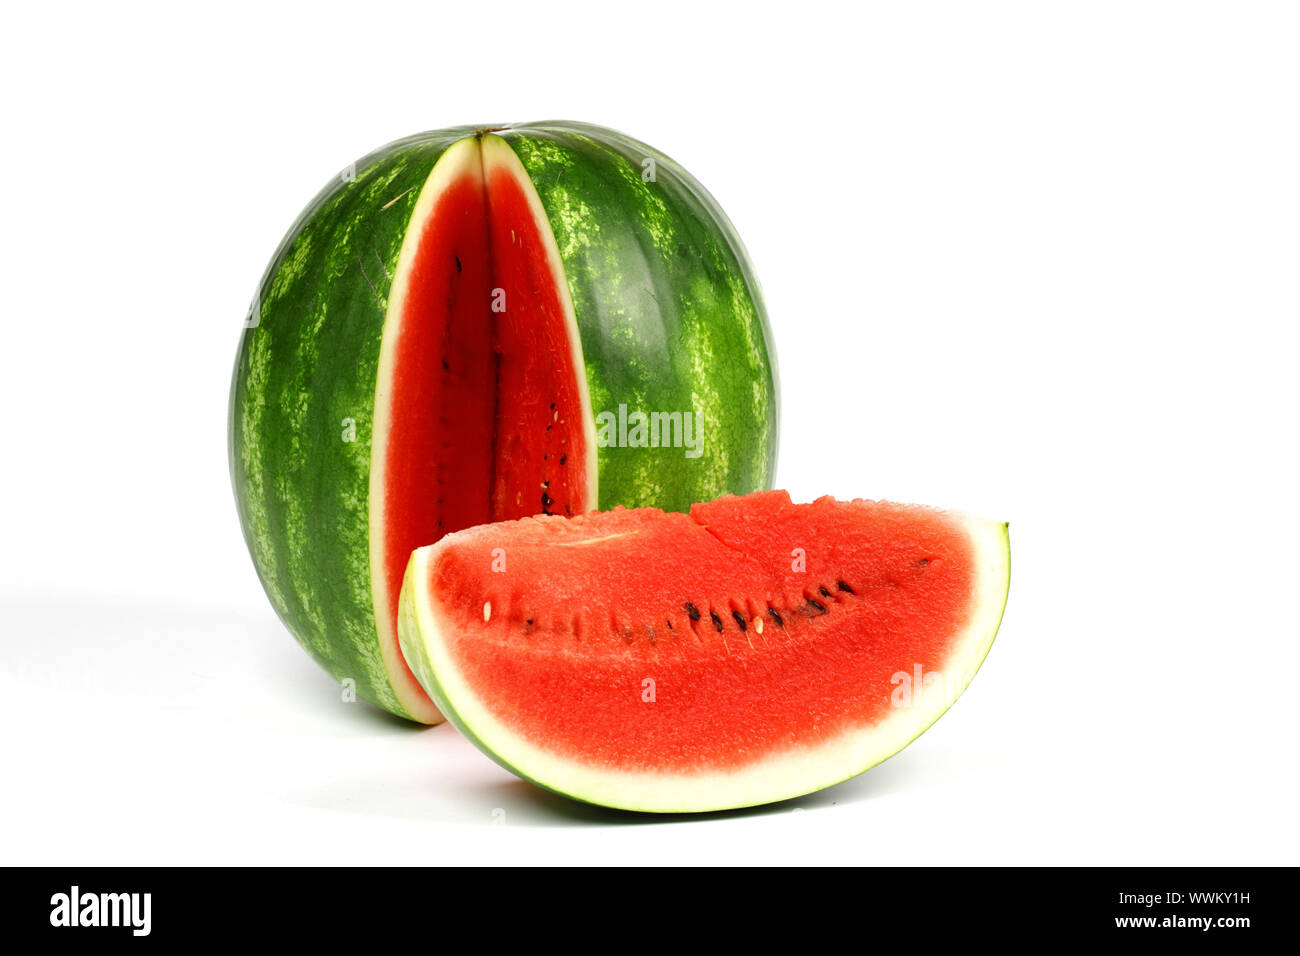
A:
[2,1,1296,865]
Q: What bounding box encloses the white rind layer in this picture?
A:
[399,512,1012,813]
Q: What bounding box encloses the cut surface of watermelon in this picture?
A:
[370,136,597,721]
[398,490,1010,812]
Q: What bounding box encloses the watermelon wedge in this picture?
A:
[398,490,1011,812]
[229,123,777,723]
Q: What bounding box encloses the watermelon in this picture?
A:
[397,490,1010,812]
[229,122,777,723]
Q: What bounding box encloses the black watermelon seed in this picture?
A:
[559,454,567,465]
[732,611,747,631]
[684,602,701,621]
[836,580,855,594]
[541,492,554,509]
[666,619,673,631]
[441,359,450,371]
[768,608,784,628]
[818,586,832,598]
[454,255,462,273]
[709,611,724,632]
[807,599,827,615]
[918,557,931,566]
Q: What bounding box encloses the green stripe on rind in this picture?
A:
[399,521,1010,814]
[498,122,778,512]
[228,128,478,718]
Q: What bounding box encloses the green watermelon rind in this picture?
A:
[398,517,1011,814]
[229,122,778,722]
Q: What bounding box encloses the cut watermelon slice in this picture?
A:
[398,489,1010,812]
[371,136,598,721]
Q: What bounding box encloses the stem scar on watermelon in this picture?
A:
[229,123,778,723]
[397,489,1011,813]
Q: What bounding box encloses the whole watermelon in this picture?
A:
[229,121,778,722]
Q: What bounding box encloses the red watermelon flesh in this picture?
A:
[398,489,1010,812]
[371,138,596,721]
